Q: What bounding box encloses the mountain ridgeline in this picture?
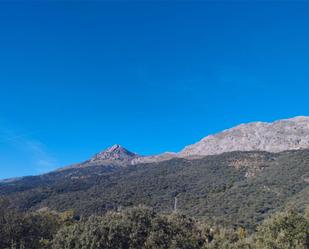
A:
[0,116,308,230]
[180,116,309,157]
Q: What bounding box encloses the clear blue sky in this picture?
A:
[1,1,309,179]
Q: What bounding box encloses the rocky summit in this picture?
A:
[90,144,140,163]
[62,144,141,170]
[179,116,309,157]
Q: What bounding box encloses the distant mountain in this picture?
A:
[61,144,141,170]
[61,144,176,170]
[61,116,309,169]
[180,116,309,157]
[1,116,308,229]
[90,144,139,163]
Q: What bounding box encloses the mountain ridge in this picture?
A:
[1,116,308,229]
[61,116,309,170]
[180,116,309,157]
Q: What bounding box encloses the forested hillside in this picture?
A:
[1,149,308,230]
[0,202,308,249]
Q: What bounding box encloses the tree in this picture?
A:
[52,206,207,249]
[52,206,155,249]
[255,209,309,249]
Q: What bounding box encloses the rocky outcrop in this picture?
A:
[89,144,140,165]
[179,116,309,156]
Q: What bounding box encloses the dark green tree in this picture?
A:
[255,209,309,249]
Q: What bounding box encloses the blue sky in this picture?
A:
[1,2,309,179]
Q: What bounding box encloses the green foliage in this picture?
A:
[1,201,309,249]
[52,207,205,249]
[0,198,22,249]
[1,150,308,248]
[1,150,308,230]
[0,198,77,249]
[255,209,309,249]
[145,212,205,249]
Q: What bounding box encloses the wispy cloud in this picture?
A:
[0,122,57,174]
[21,139,57,174]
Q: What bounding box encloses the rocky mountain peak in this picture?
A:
[59,145,141,170]
[105,144,132,154]
[105,144,122,152]
[90,144,140,163]
[179,116,309,157]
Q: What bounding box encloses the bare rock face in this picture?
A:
[60,144,141,170]
[179,116,309,157]
[90,144,139,162]
[87,144,140,166]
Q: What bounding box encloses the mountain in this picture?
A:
[91,144,139,162]
[0,116,308,229]
[180,116,309,157]
[61,116,309,169]
[62,144,141,169]
[1,149,308,230]
[60,144,177,170]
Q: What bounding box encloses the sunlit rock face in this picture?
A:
[90,144,139,163]
[179,116,309,157]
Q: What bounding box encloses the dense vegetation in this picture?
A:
[0,199,308,249]
[1,150,308,230]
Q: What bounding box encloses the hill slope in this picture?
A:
[1,149,308,229]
